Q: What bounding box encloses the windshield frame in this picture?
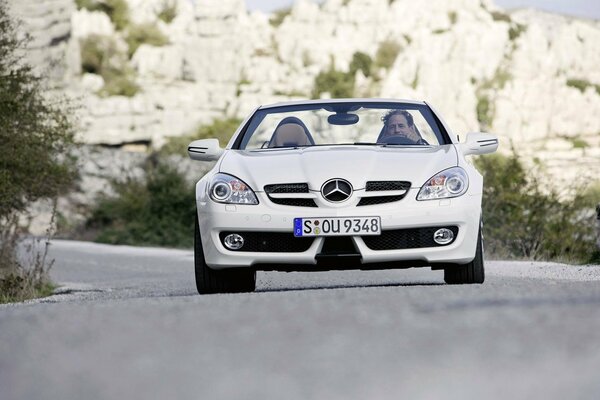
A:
[232,101,452,150]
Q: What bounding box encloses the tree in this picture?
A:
[0,2,77,302]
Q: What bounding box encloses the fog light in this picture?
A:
[224,234,244,250]
[433,228,454,245]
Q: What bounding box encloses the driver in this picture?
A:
[379,110,427,144]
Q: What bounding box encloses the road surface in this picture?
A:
[1,240,600,399]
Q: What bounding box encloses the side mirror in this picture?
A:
[459,132,499,156]
[187,139,224,161]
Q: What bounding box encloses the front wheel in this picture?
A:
[444,227,485,284]
[195,217,256,294]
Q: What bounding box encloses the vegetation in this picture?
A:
[80,35,140,97]
[490,10,511,23]
[125,22,169,58]
[448,11,457,25]
[86,159,196,248]
[160,118,243,156]
[374,40,402,70]
[508,23,527,41]
[0,3,77,302]
[349,51,373,78]
[312,66,355,99]
[475,152,599,263]
[76,0,130,30]
[567,78,600,95]
[270,7,291,27]
[157,0,178,24]
[476,94,493,129]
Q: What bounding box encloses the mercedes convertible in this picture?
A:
[188,99,498,294]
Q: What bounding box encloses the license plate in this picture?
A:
[294,217,381,237]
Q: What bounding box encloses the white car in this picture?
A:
[188,99,498,294]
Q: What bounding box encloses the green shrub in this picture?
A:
[100,0,130,30]
[448,11,457,25]
[101,73,140,97]
[475,152,598,263]
[375,40,402,69]
[1,3,76,302]
[126,22,169,58]
[76,0,131,30]
[157,0,177,23]
[312,67,355,99]
[75,0,97,10]
[476,95,493,128]
[87,159,196,248]
[80,35,140,97]
[490,10,511,23]
[160,118,243,156]
[508,23,527,41]
[566,78,600,95]
[349,51,373,78]
[270,7,291,27]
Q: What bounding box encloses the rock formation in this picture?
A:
[7,0,600,225]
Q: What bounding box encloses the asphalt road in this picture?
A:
[2,240,600,400]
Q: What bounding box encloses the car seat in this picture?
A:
[268,117,315,148]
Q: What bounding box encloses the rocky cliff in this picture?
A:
[8,0,600,185]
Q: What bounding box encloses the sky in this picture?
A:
[245,0,600,20]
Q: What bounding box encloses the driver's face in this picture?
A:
[385,114,413,137]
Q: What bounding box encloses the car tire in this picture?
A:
[195,217,256,294]
[443,227,485,284]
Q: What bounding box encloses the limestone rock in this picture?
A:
[71,9,114,38]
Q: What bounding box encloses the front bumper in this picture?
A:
[197,189,481,271]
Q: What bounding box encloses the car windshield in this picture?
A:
[236,102,448,150]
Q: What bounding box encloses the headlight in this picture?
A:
[416,167,469,200]
[209,173,258,205]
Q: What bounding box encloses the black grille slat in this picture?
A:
[363,226,459,250]
[365,181,411,192]
[265,183,316,207]
[357,195,406,206]
[220,232,314,252]
[265,183,309,193]
[269,198,318,207]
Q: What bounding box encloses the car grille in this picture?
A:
[357,181,411,206]
[362,226,459,250]
[265,183,309,194]
[264,183,318,207]
[219,231,314,252]
[365,181,411,192]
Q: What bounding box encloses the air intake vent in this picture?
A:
[365,181,411,191]
[265,183,316,207]
[265,183,309,193]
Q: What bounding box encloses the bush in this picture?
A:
[490,11,511,23]
[349,51,373,78]
[80,35,140,97]
[157,0,177,23]
[87,159,196,248]
[375,40,402,69]
[476,95,493,129]
[270,7,291,27]
[160,118,243,156]
[312,67,355,99]
[508,23,527,41]
[76,0,130,30]
[1,3,77,302]
[125,22,169,58]
[567,78,600,95]
[475,152,599,263]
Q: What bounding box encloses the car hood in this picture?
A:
[219,145,458,191]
